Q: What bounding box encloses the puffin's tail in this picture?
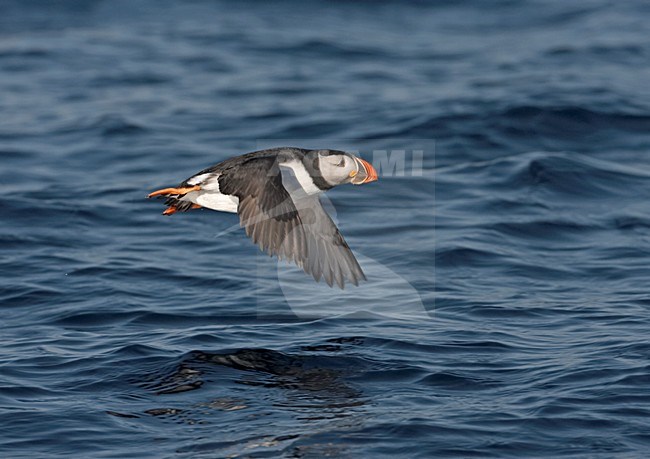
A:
[147,185,202,216]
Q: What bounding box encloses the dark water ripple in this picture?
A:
[2,0,650,457]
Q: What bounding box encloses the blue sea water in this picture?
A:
[2,0,650,457]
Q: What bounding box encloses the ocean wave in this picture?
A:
[439,152,650,198]
[367,106,650,164]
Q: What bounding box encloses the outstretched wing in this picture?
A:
[219,157,366,288]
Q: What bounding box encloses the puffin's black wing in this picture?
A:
[219,157,366,288]
[291,193,367,288]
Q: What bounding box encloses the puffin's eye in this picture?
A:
[336,158,346,167]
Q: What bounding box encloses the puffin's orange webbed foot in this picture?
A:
[162,203,201,216]
[147,185,201,198]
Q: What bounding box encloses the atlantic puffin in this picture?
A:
[147,147,378,289]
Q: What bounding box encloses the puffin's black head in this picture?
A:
[310,149,378,187]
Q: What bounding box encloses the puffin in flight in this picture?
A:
[147,147,378,289]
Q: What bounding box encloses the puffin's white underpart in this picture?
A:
[183,173,239,213]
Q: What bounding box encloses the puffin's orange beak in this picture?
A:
[351,157,378,185]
